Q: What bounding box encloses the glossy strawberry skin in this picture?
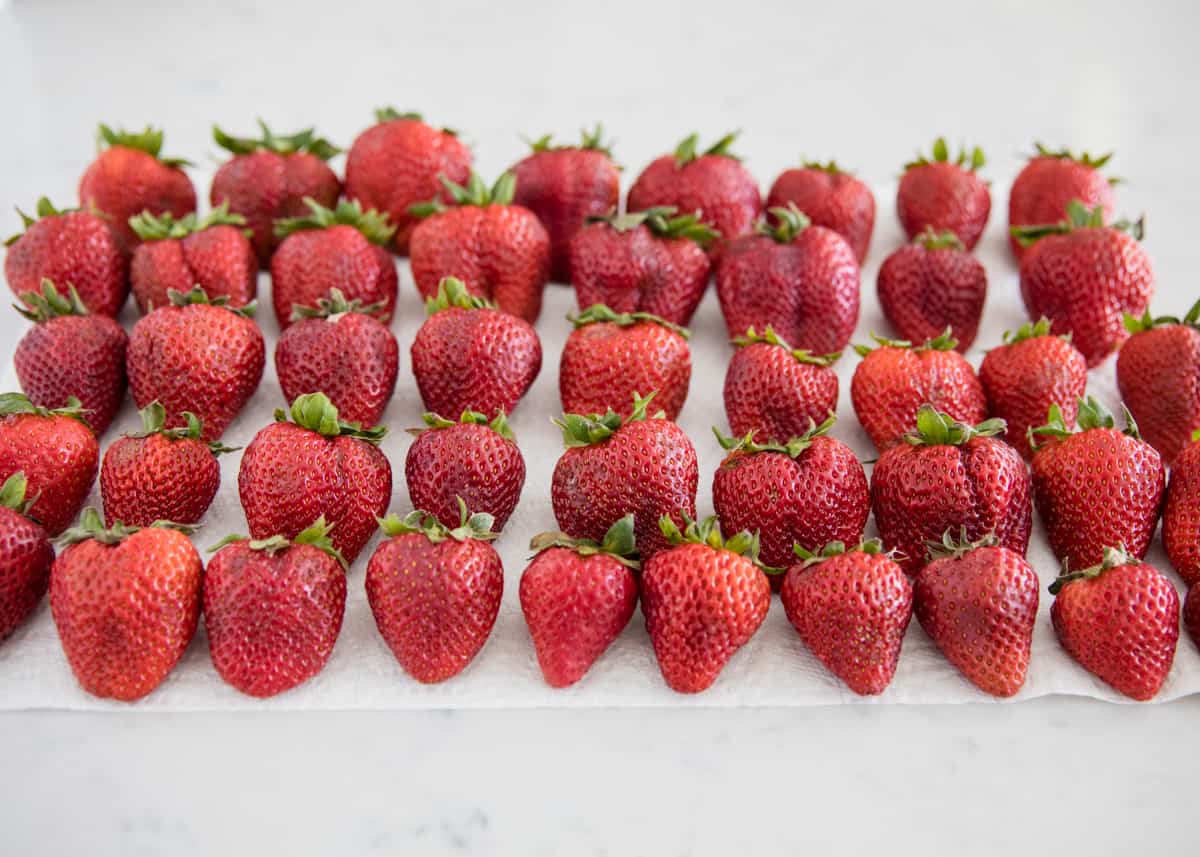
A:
[130,225,257,313]
[405,423,525,531]
[1185,583,1200,651]
[897,162,990,250]
[559,322,691,421]
[4,211,129,316]
[1117,323,1200,465]
[1162,440,1200,586]
[877,244,986,351]
[270,226,398,329]
[79,146,196,250]
[0,506,53,642]
[1008,155,1114,259]
[0,414,98,537]
[628,154,761,252]
[101,434,220,528]
[766,167,875,262]
[723,344,838,442]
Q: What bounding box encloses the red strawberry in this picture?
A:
[0,394,98,537]
[1049,546,1178,701]
[345,108,473,254]
[781,539,912,695]
[127,286,265,441]
[1161,431,1200,586]
[238,393,391,564]
[405,410,525,532]
[1185,583,1200,651]
[876,228,987,351]
[896,138,990,250]
[551,392,698,560]
[210,120,342,267]
[409,172,551,322]
[510,126,621,282]
[271,199,398,329]
[1015,201,1152,367]
[641,515,771,693]
[366,503,503,683]
[1030,397,1165,569]
[765,160,875,262]
[275,288,399,427]
[4,197,129,316]
[204,517,347,697]
[560,305,691,421]
[978,318,1087,460]
[914,531,1039,697]
[519,515,639,688]
[1008,143,1116,259]
[13,280,128,435]
[0,472,54,642]
[567,207,715,325]
[850,331,986,451]
[50,510,202,701]
[78,125,196,250]
[410,278,542,418]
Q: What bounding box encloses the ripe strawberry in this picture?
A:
[275,288,399,427]
[978,318,1087,459]
[896,138,990,250]
[0,394,97,537]
[551,392,697,560]
[0,472,54,641]
[1185,583,1200,652]
[345,108,473,253]
[1161,431,1200,586]
[78,125,196,250]
[914,530,1038,697]
[519,515,639,688]
[405,410,525,532]
[410,278,542,418]
[716,205,860,353]
[765,160,875,262]
[560,305,691,421]
[1014,201,1152,367]
[271,199,398,329]
[204,517,346,697]
[723,326,839,442]
[50,510,202,701]
[567,207,715,325]
[13,280,128,435]
[366,502,503,683]
[781,539,912,695]
[210,120,341,267]
[641,515,771,693]
[4,197,129,316]
[1049,546,1178,701]
[1008,143,1115,259]
[876,228,986,351]
[510,125,621,282]
[851,331,986,451]
[126,286,265,441]
[1030,397,1165,569]
[409,172,551,322]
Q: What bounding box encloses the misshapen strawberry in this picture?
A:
[0,472,54,642]
[1008,143,1116,259]
[766,160,875,262]
[897,138,990,250]
[1161,431,1200,586]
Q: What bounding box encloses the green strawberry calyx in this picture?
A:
[1000,316,1072,345]
[0,471,34,515]
[377,496,498,544]
[659,512,763,559]
[290,287,386,323]
[409,171,516,218]
[528,513,640,569]
[923,527,1001,563]
[275,392,388,444]
[1028,396,1139,452]
[208,516,347,569]
[757,204,811,243]
[0,392,91,427]
[129,201,249,241]
[57,507,195,547]
[374,107,425,123]
[1010,199,1144,248]
[126,401,238,455]
[96,124,193,168]
[275,198,396,245]
[673,132,742,166]
[408,409,514,442]
[1031,142,1113,171]
[592,206,719,245]
[1048,544,1137,594]
[903,405,1006,447]
[912,225,966,251]
[713,413,837,459]
[212,120,340,160]
[424,276,496,315]
[1123,298,1200,334]
[526,123,614,158]
[164,285,257,318]
[15,279,90,323]
[554,392,665,448]
[793,538,889,567]
[904,137,986,173]
[5,197,84,245]
[569,304,690,339]
[798,160,852,175]
[733,325,840,366]
[853,329,958,357]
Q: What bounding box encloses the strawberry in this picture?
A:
[126,286,265,441]
[1030,397,1165,569]
[50,510,201,701]
[781,539,912,695]
[1049,546,1178,701]
[723,326,839,443]
[896,138,990,250]
[510,125,621,282]
[1186,583,1200,652]
[0,394,97,537]
[567,207,715,325]
[876,227,986,351]
[1014,201,1152,367]
[271,199,398,329]
[560,305,691,421]
[409,172,551,322]
[345,108,473,254]
[275,288,399,427]
[1161,431,1200,586]
[850,331,986,451]
[4,197,129,317]
[366,502,503,683]
[765,160,875,262]
[871,407,1031,575]
[210,120,341,267]
[978,318,1087,460]
[405,410,525,532]
[204,517,346,697]
[1008,143,1116,259]
[519,515,639,688]
[641,515,771,693]
[552,393,698,560]
[410,278,542,418]
[914,530,1039,697]
[78,125,196,250]
[238,393,391,564]
[13,280,128,436]
[0,472,54,642]
[716,205,860,353]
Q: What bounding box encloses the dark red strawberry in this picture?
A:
[896,138,990,250]
[0,472,54,642]
[1164,431,1200,586]
[1185,583,1200,651]
[765,160,875,262]
[1008,143,1116,259]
